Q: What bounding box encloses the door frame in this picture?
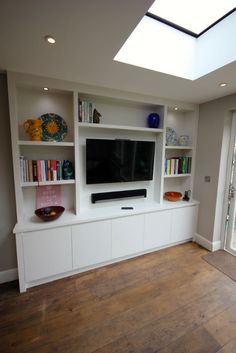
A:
[223,111,236,255]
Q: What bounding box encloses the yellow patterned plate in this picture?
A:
[39,113,67,142]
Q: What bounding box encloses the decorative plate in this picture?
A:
[39,113,68,142]
[166,127,177,146]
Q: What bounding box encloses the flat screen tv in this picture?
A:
[86,138,155,184]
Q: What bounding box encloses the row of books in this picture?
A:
[78,99,94,123]
[20,157,70,183]
[165,157,192,175]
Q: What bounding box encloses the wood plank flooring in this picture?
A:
[1,242,236,353]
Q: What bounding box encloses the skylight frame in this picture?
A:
[146,7,236,38]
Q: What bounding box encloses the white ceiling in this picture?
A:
[0,0,236,104]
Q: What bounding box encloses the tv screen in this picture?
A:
[86,139,155,184]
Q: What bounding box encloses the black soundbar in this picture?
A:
[91,189,147,204]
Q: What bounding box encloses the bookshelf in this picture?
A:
[7,72,199,292]
[163,107,198,195]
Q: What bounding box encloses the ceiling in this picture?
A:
[0,0,236,104]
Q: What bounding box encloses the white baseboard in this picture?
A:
[0,268,18,284]
[194,233,222,252]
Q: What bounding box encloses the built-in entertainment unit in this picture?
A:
[86,138,155,184]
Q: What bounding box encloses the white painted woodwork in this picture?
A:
[22,227,72,282]
[72,220,111,269]
[171,206,197,242]
[78,122,163,134]
[144,210,172,250]
[111,215,144,259]
[7,72,199,292]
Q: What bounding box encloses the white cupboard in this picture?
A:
[171,206,198,242]
[144,210,172,250]
[111,215,144,259]
[22,226,72,283]
[72,220,111,269]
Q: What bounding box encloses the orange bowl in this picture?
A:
[164,191,182,202]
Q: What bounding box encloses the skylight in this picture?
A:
[148,0,236,36]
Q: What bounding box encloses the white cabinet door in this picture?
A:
[22,226,72,282]
[171,206,197,242]
[111,215,144,259]
[144,210,172,250]
[72,220,111,269]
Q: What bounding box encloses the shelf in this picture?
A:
[164,174,191,178]
[13,200,200,233]
[78,122,163,134]
[21,180,75,187]
[165,145,193,150]
[18,141,74,147]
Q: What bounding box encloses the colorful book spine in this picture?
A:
[165,157,192,175]
[19,158,74,183]
[78,99,94,123]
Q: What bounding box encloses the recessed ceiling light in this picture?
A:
[174,106,178,110]
[44,35,56,44]
[219,82,227,87]
[43,87,49,91]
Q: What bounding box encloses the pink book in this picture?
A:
[36,185,62,209]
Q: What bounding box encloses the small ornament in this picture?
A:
[183,190,191,201]
[93,109,101,124]
[147,113,160,129]
[62,160,74,180]
[24,119,43,141]
[178,135,190,146]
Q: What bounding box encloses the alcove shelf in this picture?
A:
[21,180,75,187]
[78,122,163,134]
[18,141,75,147]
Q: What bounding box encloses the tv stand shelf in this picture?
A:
[14,199,199,233]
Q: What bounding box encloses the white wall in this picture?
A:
[0,74,17,272]
[194,93,236,245]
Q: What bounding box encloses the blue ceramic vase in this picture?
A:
[147,113,160,128]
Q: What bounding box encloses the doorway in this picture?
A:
[224,112,236,256]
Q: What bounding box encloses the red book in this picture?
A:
[52,160,57,181]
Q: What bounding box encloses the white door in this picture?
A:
[111,215,144,259]
[225,113,236,255]
[72,220,111,269]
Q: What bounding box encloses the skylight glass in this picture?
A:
[148,0,236,35]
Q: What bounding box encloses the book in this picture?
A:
[32,160,37,181]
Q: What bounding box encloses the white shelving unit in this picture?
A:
[163,107,198,195]
[7,73,77,223]
[7,72,199,292]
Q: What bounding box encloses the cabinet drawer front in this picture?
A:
[23,227,72,282]
[111,215,144,259]
[144,210,172,250]
[72,220,111,269]
[171,206,197,242]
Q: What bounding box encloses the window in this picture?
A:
[147,0,236,36]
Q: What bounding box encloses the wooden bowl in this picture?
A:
[164,191,182,202]
[35,206,65,221]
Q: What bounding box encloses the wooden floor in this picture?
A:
[1,242,236,353]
